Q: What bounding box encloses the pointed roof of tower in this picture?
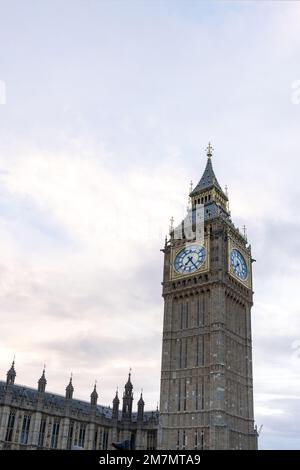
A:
[90,382,98,405]
[91,383,98,399]
[124,370,133,392]
[38,366,47,390]
[66,374,74,397]
[190,143,225,196]
[138,392,144,406]
[7,359,16,379]
[113,389,120,404]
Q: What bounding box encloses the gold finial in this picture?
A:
[206,142,213,158]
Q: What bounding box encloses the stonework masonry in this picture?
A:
[158,146,258,450]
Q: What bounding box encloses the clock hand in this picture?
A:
[190,259,198,269]
[185,256,198,269]
[184,256,193,266]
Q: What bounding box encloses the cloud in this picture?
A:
[0,143,183,408]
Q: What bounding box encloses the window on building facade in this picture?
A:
[182,429,187,450]
[102,429,108,450]
[200,430,204,450]
[180,301,189,329]
[93,430,98,450]
[179,338,188,369]
[196,335,204,367]
[146,430,157,450]
[197,296,205,326]
[38,418,46,448]
[198,379,204,410]
[5,410,15,442]
[183,379,187,411]
[78,424,86,448]
[67,421,74,450]
[50,421,60,449]
[20,414,31,445]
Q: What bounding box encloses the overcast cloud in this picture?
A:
[0,0,300,449]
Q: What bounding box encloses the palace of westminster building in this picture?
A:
[0,145,258,450]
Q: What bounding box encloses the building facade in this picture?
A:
[0,365,158,450]
[158,144,258,450]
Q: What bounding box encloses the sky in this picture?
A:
[0,0,300,450]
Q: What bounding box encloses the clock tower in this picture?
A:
[158,144,258,450]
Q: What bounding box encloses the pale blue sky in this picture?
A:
[0,0,300,450]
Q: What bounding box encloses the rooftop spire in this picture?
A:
[38,365,47,393]
[91,381,98,406]
[65,374,74,400]
[190,143,226,197]
[138,391,144,406]
[137,390,145,422]
[112,388,120,420]
[124,369,133,393]
[6,358,16,386]
[113,388,120,404]
[206,142,213,159]
[122,370,133,422]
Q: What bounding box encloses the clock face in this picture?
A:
[174,245,206,275]
[230,249,248,280]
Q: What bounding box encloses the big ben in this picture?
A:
[158,144,258,450]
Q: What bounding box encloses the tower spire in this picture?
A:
[6,358,16,386]
[122,370,133,422]
[206,142,213,159]
[38,365,47,394]
[91,381,98,407]
[189,143,228,214]
[65,374,74,400]
[137,390,145,422]
[112,387,120,421]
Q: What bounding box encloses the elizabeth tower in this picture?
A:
[158,144,257,450]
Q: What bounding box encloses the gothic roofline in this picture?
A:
[0,381,159,424]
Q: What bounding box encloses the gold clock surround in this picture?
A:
[170,237,210,280]
[228,236,251,288]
